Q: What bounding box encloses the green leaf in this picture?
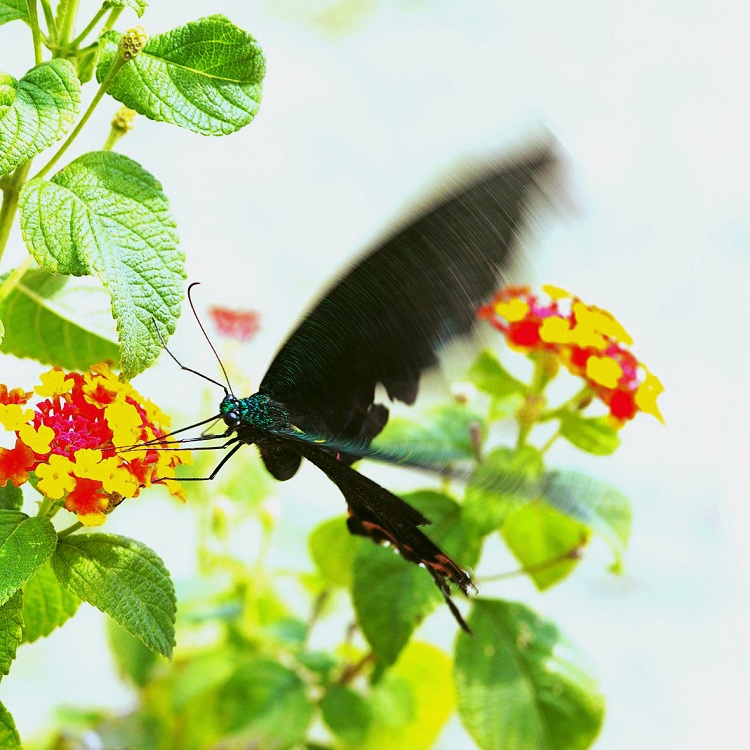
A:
[52,533,176,657]
[467,349,526,398]
[309,515,364,588]
[75,44,100,84]
[0,60,81,175]
[0,485,22,512]
[463,446,543,536]
[559,413,621,456]
[0,0,27,26]
[171,651,235,709]
[0,590,23,680]
[455,599,604,750]
[0,701,20,750]
[0,511,56,607]
[21,560,80,643]
[358,642,454,750]
[501,501,590,590]
[218,658,313,749]
[0,268,120,371]
[104,0,146,17]
[107,619,159,687]
[19,151,184,379]
[96,15,265,136]
[543,471,631,570]
[320,685,372,746]
[375,403,485,462]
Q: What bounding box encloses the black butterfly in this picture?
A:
[159,143,559,631]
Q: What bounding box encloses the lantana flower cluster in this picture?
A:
[0,364,189,526]
[479,285,664,426]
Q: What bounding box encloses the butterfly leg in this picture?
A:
[165,439,243,482]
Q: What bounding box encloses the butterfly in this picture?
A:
[157,142,560,631]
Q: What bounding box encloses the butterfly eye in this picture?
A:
[223,410,241,430]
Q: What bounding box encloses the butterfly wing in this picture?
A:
[260,145,558,458]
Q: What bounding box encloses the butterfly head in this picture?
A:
[219,394,243,431]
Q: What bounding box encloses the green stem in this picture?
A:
[101,7,123,34]
[0,255,34,306]
[539,427,561,456]
[27,0,44,65]
[56,0,81,47]
[68,4,108,49]
[32,53,129,181]
[58,521,83,539]
[477,542,585,583]
[0,160,33,262]
[40,0,56,41]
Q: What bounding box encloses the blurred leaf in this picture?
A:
[0,590,22,679]
[0,485,21,512]
[105,0,146,17]
[97,15,265,136]
[295,650,337,682]
[543,471,631,570]
[21,560,80,643]
[455,599,604,750]
[0,0,27,25]
[501,501,590,590]
[171,652,235,709]
[19,151,184,378]
[467,349,526,398]
[0,60,80,175]
[321,684,372,746]
[75,44,100,84]
[559,413,621,456]
[0,268,120,371]
[357,642,454,750]
[463,446,543,536]
[107,619,160,687]
[309,515,364,588]
[52,533,176,657]
[0,511,56,607]
[218,658,312,749]
[0,701,20,749]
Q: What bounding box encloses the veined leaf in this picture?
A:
[0,268,120,371]
[0,701,20,749]
[455,599,604,750]
[0,486,22,512]
[0,511,56,607]
[52,533,176,657]
[96,15,265,136]
[559,412,621,456]
[19,151,184,379]
[104,0,146,17]
[21,560,80,643]
[0,0,27,25]
[107,620,159,687]
[0,60,80,175]
[0,590,23,679]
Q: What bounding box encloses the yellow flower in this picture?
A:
[542,284,570,300]
[539,315,575,344]
[78,512,108,527]
[105,401,142,447]
[0,403,34,431]
[35,369,75,398]
[17,424,54,454]
[495,298,530,322]
[585,356,623,389]
[36,455,76,499]
[635,371,665,424]
[71,449,104,479]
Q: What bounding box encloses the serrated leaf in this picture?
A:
[0,485,22,512]
[96,15,265,136]
[19,151,184,379]
[52,533,176,657]
[0,268,120,371]
[309,516,364,588]
[358,642,454,750]
[107,619,159,687]
[467,349,526,398]
[104,0,146,17]
[501,501,590,590]
[21,560,80,643]
[218,658,313,749]
[0,590,23,679]
[0,701,20,749]
[320,685,371,746]
[543,470,631,570]
[559,412,621,456]
[463,446,543,536]
[0,60,80,175]
[455,599,604,750]
[0,0,27,26]
[0,511,56,607]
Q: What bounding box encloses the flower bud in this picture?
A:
[120,26,148,60]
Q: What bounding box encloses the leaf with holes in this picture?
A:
[455,599,604,750]
[96,15,265,136]
[0,60,80,175]
[0,512,56,607]
[19,151,184,379]
[21,561,80,643]
[0,268,120,371]
[51,533,176,657]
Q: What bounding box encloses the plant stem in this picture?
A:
[477,542,585,583]
[56,0,81,47]
[0,160,33,263]
[337,651,374,685]
[101,7,123,34]
[40,0,56,41]
[32,53,129,181]
[0,255,34,306]
[58,521,83,539]
[69,4,107,49]
[27,0,44,65]
[539,427,561,456]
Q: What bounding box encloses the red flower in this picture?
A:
[209,306,260,342]
[0,439,36,487]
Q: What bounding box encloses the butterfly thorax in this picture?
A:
[219,392,293,442]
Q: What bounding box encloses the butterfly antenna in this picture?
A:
[188,282,235,394]
[152,315,229,395]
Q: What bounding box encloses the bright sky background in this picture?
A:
[1,1,748,747]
